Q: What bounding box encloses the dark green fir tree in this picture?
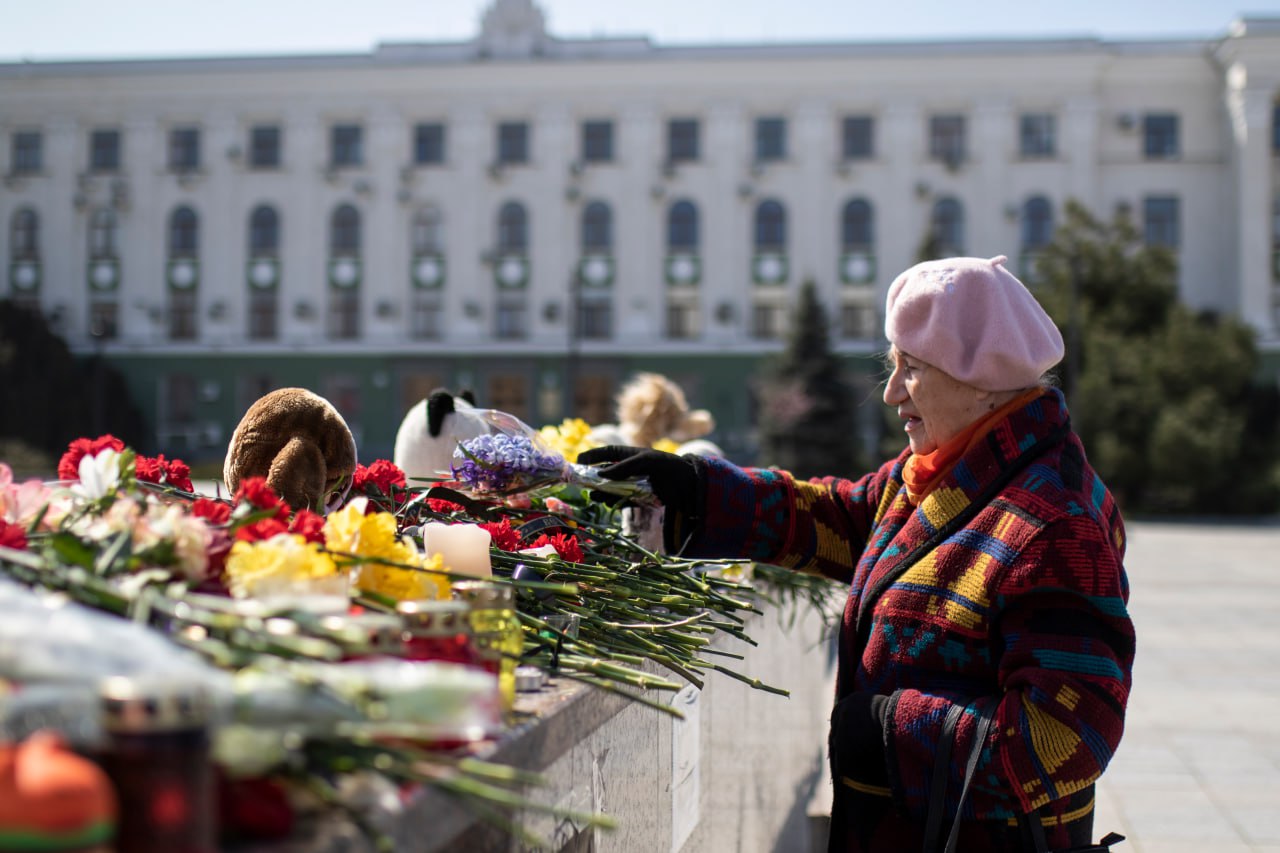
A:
[756,281,862,479]
[1034,201,1280,514]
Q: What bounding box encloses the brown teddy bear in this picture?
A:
[223,388,357,513]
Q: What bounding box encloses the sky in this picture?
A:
[1,0,1274,62]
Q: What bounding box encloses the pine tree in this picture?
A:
[0,300,148,460]
[755,281,862,479]
[1034,202,1280,514]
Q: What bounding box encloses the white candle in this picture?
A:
[421,521,493,578]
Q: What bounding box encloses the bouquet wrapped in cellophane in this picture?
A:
[450,409,657,506]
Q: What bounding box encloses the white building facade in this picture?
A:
[3,1,1279,462]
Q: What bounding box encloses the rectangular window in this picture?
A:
[89,129,121,172]
[249,125,281,169]
[581,120,613,163]
[841,116,874,160]
[487,374,529,422]
[577,298,613,340]
[168,290,199,341]
[327,290,361,339]
[413,122,446,165]
[839,303,878,340]
[1143,114,1179,159]
[410,296,443,340]
[667,119,699,163]
[495,299,527,339]
[750,303,784,340]
[928,115,966,166]
[665,301,698,340]
[573,375,613,427]
[11,131,42,174]
[1143,196,1180,249]
[754,117,787,162]
[88,301,119,340]
[247,291,278,341]
[1019,113,1056,158]
[330,124,363,168]
[497,122,529,165]
[168,127,201,172]
[1273,103,1280,153]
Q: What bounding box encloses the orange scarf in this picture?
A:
[901,389,1045,505]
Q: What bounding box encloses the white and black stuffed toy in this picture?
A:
[392,389,491,484]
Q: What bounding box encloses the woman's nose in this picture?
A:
[883,366,905,406]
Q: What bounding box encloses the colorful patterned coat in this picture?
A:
[686,389,1133,852]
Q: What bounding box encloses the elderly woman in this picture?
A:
[580,256,1133,853]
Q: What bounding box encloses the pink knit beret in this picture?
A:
[884,255,1065,391]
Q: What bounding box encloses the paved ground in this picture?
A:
[1093,520,1280,852]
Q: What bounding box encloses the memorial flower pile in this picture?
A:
[0,419,840,847]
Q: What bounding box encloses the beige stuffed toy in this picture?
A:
[223,388,357,513]
[588,372,723,457]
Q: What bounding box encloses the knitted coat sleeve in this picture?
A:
[684,455,896,584]
[883,512,1134,821]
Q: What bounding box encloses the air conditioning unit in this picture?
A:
[225,144,243,162]
[487,162,505,181]
[353,178,372,196]
[1115,112,1138,132]
[569,160,585,177]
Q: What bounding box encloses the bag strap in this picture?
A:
[921,703,966,853]
[941,703,995,853]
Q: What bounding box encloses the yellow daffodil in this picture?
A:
[537,418,599,463]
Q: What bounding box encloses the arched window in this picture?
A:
[581,201,612,253]
[249,205,280,257]
[931,197,964,256]
[497,201,528,253]
[330,204,361,255]
[10,209,38,261]
[412,205,444,255]
[841,199,874,251]
[168,206,198,258]
[1021,196,1053,251]
[667,200,698,252]
[754,199,786,252]
[89,209,117,259]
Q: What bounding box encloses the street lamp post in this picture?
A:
[563,266,581,422]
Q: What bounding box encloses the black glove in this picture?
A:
[577,445,706,552]
[829,691,891,787]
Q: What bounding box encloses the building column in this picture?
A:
[1226,70,1276,339]
[1063,96,1101,214]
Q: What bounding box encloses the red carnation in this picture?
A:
[57,435,125,481]
[192,498,232,525]
[427,497,465,514]
[234,518,290,542]
[233,478,290,518]
[0,521,28,551]
[532,532,583,563]
[162,457,194,492]
[353,459,406,494]
[288,509,326,544]
[133,454,194,492]
[479,518,520,552]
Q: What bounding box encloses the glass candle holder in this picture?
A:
[397,599,479,667]
[320,612,405,661]
[96,675,215,853]
[452,580,523,711]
